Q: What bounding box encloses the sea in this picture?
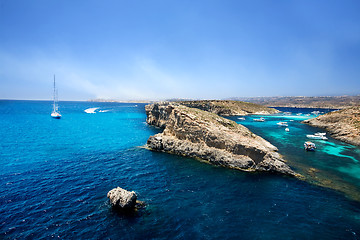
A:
[1,100,360,239]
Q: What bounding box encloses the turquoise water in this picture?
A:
[228,107,360,200]
[1,101,360,239]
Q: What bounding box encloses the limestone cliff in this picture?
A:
[146,102,296,176]
[303,106,360,146]
[178,100,279,116]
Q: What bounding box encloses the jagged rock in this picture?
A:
[145,102,296,176]
[107,187,137,209]
[303,106,360,146]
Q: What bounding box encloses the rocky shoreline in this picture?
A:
[303,106,360,146]
[146,102,296,176]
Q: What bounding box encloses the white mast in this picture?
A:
[53,75,56,112]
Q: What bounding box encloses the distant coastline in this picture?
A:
[88,99,153,103]
[89,95,360,109]
[228,95,360,109]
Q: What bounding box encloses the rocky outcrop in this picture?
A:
[303,106,360,146]
[178,100,279,116]
[107,187,137,209]
[146,102,296,176]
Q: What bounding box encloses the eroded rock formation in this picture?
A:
[146,102,296,176]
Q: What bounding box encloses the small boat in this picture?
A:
[51,75,61,119]
[304,141,316,151]
[253,117,265,122]
[277,122,288,127]
[314,132,326,136]
[238,117,245,120]
[285,128,290,132]
[306,134,328,140]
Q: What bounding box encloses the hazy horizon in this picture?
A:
[1,1,360,101]
[2,94,360,103]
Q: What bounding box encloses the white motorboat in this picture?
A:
[238,117,245,120]
[304,141,316,151]
[285,128,290,132]
[277,122,288,127]
[253,117,265,122]
[306,134,328,140]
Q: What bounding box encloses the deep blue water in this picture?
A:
[1,101,360,239]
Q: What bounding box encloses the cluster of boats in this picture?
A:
[304,133,327,151]
[250,114,328,152]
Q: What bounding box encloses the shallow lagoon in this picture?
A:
[1,101,360,239]
[229,107,360,201]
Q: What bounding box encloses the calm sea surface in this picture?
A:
[1,101,360,239]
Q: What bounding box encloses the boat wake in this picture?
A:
[84,107,99,114]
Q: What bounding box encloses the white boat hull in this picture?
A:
[51,112,61,119]
[306,134,327,140]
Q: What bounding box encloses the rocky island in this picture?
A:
[303,105,360,146]
[146,102,296,176]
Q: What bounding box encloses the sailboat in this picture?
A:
[51,75,61,119]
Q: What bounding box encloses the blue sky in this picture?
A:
[0,0,359,101]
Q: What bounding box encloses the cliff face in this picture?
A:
[303,106,360,146]
[145,102,296,176]
[178,100,279,116]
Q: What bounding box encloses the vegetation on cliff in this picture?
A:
[178,100,279,116]
[146,102,296,176]
[303,105,360,146]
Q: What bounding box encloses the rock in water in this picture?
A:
[107,187,137,209]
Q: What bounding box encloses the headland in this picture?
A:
[145,101,296,176]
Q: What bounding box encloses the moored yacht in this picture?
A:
[51,75,61,119]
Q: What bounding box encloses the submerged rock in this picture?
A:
[107,187,137,209]
[145,102,296,176]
